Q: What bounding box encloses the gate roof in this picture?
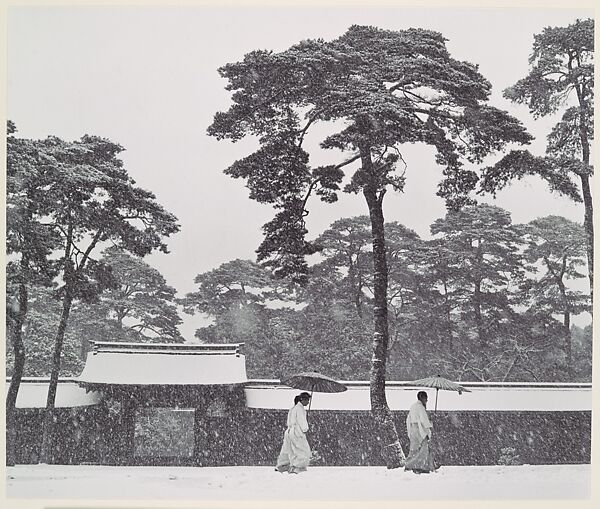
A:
[77,341,247,387]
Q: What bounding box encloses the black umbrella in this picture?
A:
[281,371,347,412]
[411,374,471,412]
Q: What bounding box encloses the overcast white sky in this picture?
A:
[6,4,594,338]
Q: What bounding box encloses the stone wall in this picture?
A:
[10,406,591,466]
[200,408,591,466]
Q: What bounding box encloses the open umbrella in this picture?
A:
[411,374,471,412]
[281,371,347,412]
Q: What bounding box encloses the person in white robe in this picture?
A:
[275,392,311,473]
[404,390,439,473]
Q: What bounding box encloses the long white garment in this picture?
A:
[275,402,311,472]
[406,400,433,442]
[405,400,438,472]
[287,402,309,435]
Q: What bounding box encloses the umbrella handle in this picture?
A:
[308,384,314,413]
[435,388,439,413]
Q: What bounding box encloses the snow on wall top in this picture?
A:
[77,341,248,386]
[4,378,102,408]
[244,381,592,411]
[5,376,591,411]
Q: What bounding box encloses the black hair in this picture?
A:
[417,391,428,401]
[294,392,311,405]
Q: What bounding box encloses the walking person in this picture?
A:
[405,391,439,474]
[275,392,311,474]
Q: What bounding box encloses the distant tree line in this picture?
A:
[10,205,590,385]
[181,209,591,383]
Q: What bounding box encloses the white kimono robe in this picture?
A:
[406,400,433,442]
[404,400,438,472]
[275,402,311,472]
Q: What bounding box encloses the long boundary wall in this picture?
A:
[6,378,592,466]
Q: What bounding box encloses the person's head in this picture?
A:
[417,391,428,407]
[298,392,311,406]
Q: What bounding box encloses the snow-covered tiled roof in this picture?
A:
[77,341,248,386]
[4,377,102,408]
[244,380,592,411]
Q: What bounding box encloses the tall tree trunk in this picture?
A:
[7,199,36,466]
[575,74,593,300]
[40,224,103,462]
[6,276,28,466]
[39,290,74,463]
[361,145,405,469]
[579,174,593,299]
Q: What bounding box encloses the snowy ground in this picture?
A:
[5,463,591,504]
